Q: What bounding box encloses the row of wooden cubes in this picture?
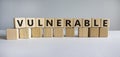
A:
[7,27,108,40]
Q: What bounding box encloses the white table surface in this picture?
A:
[0,30,120,57]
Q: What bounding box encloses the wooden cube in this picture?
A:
[99,27,108,37]
[43,27,53,37]
[65,18,74,27]
[14,18,26,28]
[89,27,99,37]
[44,18,54,27]
[26,18,36,28]
[78,27,88,37]
[54,27,64,37]
[19,28,31,39]
[54,18,64,27]
[74,18,83,27]
[82,19,91,27]
[35,18,44,27]
[101,18,110,27]
[91,18,100,27]
[7,29,19,40]
[65,27,74,37]
[31,27,43,38]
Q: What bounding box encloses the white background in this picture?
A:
[0,31,120,57]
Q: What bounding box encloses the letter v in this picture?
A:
[17,20,23,26]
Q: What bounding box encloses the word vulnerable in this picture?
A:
[14,18,109,28]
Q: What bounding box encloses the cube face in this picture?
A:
[14,18,26,28]
[26,18,36,28]
[89,27,99,37]
[65,27,74,37]
[74,18,83,27]
[91,18,100,27]
[19,28,31,39]
[54,18,64,27]
[43,27,53,37]
[54,28,64,37]
[82,19,91,27]
[101,18,110,27]
[99,27,108,37]
[7,29,19,40]
[44,18,54,27]
[35,18,44,27]
[31,27,42,38]
[78,27,88,37]
[65,18,74,27]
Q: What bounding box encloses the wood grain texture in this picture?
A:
[7,29,19,40]
[43,27,53,37]
[99,27,108,37]
[89,27,99,37]
[65,27,74,37]
[19,28,31,39]
[78,27,88,37]
[31,27,43,38]
[53,27,64,37]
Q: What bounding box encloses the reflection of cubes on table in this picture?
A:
[54,28,64,37]
[19,28,31,39]
[31,27,43,38]
[7,29,19,40]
